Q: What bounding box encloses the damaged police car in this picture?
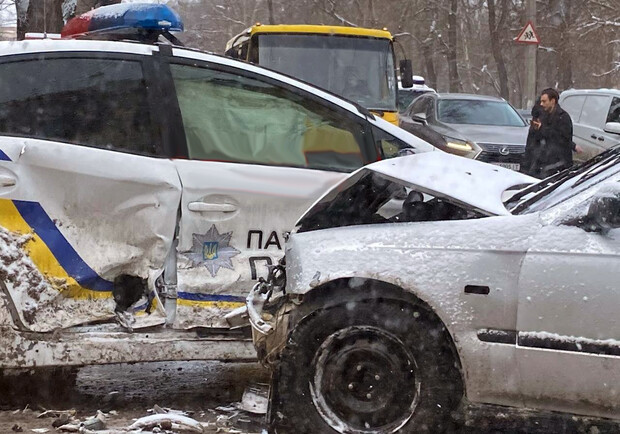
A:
[0,4,434,371]
[248,148,620,433]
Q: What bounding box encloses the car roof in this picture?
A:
[437,93,506,102]
[560,88,620,97]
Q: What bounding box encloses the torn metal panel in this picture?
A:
[0,137,182,332]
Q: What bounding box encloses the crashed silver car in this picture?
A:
[247,148,620,433]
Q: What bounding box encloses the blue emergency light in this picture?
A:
[61,3,184,42]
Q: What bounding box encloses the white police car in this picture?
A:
[0,4,434,369]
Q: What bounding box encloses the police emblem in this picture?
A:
[184,225,240,277]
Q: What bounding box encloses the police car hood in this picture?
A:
[296,152,537,230]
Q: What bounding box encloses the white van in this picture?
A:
[560,88,620,161]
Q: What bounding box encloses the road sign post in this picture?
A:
[517,2,540,110]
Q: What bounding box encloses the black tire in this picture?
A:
[269,300,462,434]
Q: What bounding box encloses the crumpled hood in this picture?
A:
[444,124,528,146]
[297,152,537,228]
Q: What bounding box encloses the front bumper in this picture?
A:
[476,144,525,170]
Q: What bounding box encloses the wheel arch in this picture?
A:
[288,276,465,393]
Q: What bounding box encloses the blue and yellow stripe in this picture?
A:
[0,198,113,299]
[177,292,245,309]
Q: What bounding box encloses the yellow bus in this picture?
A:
[225,24,413,126]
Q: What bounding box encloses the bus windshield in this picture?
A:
[257,33,396,111]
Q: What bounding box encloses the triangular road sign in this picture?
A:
[515,21,540,44]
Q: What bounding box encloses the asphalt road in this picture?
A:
[1,361,619,433]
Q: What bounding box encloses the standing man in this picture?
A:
[530,88,579,178]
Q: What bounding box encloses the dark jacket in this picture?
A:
[522,100,544,177]
[523,103,573,178]
[537,104,573,177]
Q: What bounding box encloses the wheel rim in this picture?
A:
[310,325,420,434]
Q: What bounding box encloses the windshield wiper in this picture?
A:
[505,168,574,209]
[507,145,620,214]
[572,153,620,188]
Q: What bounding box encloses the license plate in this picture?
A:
[492,162,520,171]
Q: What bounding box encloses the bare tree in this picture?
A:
[17,0,64,39]
[446,0,461,92]
[75,0,120,16]
[487,0,509,99]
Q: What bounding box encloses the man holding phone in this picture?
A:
[524,88,581,178]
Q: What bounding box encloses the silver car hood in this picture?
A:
[297,152,537,228]
[444,124,528,146]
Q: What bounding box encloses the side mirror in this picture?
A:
[604,122,620,135]
[411,112,427,125]
[400,60,413,88]
[581,191,620,233]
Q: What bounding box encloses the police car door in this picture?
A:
[167,54,373,329]
[0,49,181,332]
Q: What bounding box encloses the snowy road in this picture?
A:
[1,361,619,433]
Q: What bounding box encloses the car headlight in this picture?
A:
[444,136,478,155]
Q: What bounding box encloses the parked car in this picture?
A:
[0,3,434,372]
[400,93,529,171]
[560,88,620,162]
[247,145,620,433]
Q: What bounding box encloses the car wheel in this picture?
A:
[270,300,462,433]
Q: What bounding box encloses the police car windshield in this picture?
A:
[257,34,396,111]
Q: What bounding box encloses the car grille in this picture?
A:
[476,143,525,164]
[477,152,522,164]
[478,143,525,154]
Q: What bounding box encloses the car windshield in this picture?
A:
[438,99,525,126]
[257,33,396,111]
[506,145,620,214]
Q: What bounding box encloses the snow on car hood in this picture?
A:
[296,152,537,228]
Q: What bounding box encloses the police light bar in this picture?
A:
[61,3,183,40]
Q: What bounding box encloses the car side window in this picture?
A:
[580,95,611,129]
[372,125,412,159]
[606,97,620,124]
[0,57,157,155]
[407,97,427,117]
[170,64,367,172]
[425,98,435,120]
[561,95,586,123]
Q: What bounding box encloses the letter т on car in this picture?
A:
[248,144,620,432]
[0,3,434,370]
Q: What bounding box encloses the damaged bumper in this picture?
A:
[246,280,294,368]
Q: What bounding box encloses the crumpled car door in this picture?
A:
[0,137,182,332]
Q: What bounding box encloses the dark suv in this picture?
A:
[400,93,529,171]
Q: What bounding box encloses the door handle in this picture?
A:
[591,134,598,139]
[597,136,604,141]
[0,175,16,187]
[188,202,237,213]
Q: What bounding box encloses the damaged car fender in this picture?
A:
[277,213,541,403]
